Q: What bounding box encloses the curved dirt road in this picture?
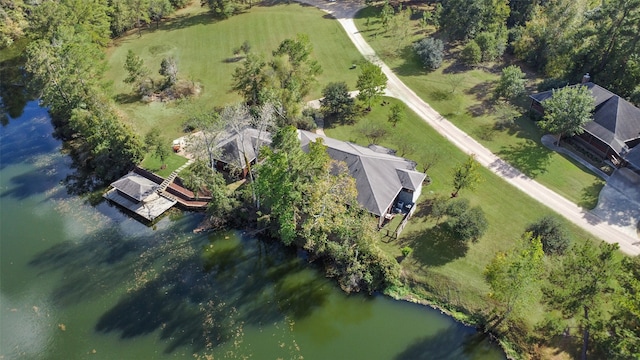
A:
[297,0,640,255]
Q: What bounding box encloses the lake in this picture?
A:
[0,101,506,360]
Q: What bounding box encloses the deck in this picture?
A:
[104,188,177,221]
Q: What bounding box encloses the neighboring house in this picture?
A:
[530,82,640,167]
[298,130,426,227]
[213,127,426,226]
[103,172,176,221]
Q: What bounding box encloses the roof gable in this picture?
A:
[298,130,425,216]
[111,172,159,201]
[531,82,640,155]
[215,127,272,167]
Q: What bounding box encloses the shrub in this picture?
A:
[460,40,482,65]
[475,31,506,62]
[495,65,526,101]
[525,216,571,255]
[414,37,444,70]
[401,246,413,257]
[320,82,357,124]
[447,206,488,241]
[444,197,470,217]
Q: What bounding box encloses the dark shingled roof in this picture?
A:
[298,130,426,216]
[530,82,640,156]
[110,172,159,202]
[215,128,272,168]
[625,146,640,170]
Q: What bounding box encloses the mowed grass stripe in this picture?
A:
[106,4,364,139]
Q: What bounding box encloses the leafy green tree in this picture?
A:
[25,27,107,139]
[460,40,482,65]
[128,0,151,37]
[379,0,394,32]
[144,127,169,168]
[451,155,483,197]
[543,241,620,360]
[257,126,400,292]
[538,85,594,145]
[475,31,506,62]
[256,126,307,245]
[600,256,640,359]
[0,0,28,48]
[170,0,190,8]
[159,56,178,88]
[495,65,526,101]
[484,232,544,321]
[387,103,405,127]
[513,0,582,77]
[148,0,173,29]
[232,52,266,106]
[182,159,234,217]
[29,0,112,47]
[123,50,149,85]
[268,34,322,123]
[507,0,537,27]
[203,0,240,18]
[320,82,357,125]
[414,37,444,70]
[570,0,640,98]
[439,0,510,40]
[68,102,145,185]
[356,61,387,110]
[447,206,488,241]
[525,216,571,255]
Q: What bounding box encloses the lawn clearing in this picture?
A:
[140,151,188,178]
[105,2,365,140]
[353,6,605,207]
[325,96,597,340]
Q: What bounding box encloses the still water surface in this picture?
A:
[0,101,506,360]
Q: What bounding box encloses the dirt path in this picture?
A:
[297,0,640,255]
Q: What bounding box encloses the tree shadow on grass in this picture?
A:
[496,139,552,178]
[465,81,495,110]
[402,226,469,267]
[578,180,604,210]
[392,46,424,77]
[113,92,140,105]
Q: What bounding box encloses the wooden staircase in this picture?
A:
[157,159,194,194]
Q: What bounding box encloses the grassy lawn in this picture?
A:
[140,151,188,178]
[325,97,597,351]
[352,6,605,208]
[105,2,365,140]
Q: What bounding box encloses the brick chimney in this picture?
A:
[582,73,591,84]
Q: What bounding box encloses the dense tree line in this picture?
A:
[484,217,640,359]
[256,126,401,293]
[23,0,145,190]
[436,0,640,101]
[0,0,191,49]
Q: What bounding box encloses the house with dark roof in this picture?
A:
[212,127,426,226]
[530,82,640,167]
[211,127,272,177]
[103,172,176,221]
[297,130,426,226]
